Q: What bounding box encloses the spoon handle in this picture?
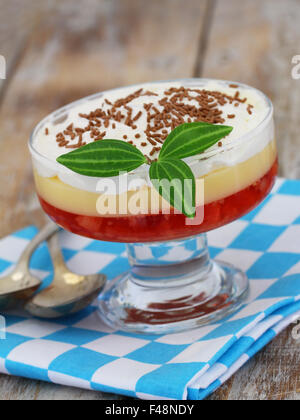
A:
[47,233,68,274]
[17,223,59,270]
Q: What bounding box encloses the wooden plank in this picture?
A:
[0,374,129,400]
[201,0,300,179]
[0,1,46,233]
[0,0,209,238]
[203,0,300,400]
[0,1,41,103]
[0,0,210,399]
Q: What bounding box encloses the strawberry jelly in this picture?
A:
[38,160,277,243]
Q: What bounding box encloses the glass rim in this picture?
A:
[28,77,274,173]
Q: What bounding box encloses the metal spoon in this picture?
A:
[25,233,106,318]
[0,223,59,310]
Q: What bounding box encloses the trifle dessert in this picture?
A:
[29,79,277,334]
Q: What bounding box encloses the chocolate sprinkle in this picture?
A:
[54,86,254,161]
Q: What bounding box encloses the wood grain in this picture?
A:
[0,373,131,400]
[202,0,300,400]
[0,0,209,238]
[0,0,210,400]
[0,0,41,104]
[201,0,300,179]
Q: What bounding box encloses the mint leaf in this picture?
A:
[57,140,147,177]
[149,159,196,218]
[159,122,233,161]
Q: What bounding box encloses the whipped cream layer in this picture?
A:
[31,79,273,193]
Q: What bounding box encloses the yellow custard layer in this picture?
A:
[34,139,277,217]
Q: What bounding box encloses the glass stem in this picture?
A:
[126,235,213,287]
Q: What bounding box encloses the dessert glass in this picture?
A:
[29,79,277,334]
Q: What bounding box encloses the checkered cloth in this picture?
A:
[0,178,300,400]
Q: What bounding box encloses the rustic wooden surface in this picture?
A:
[0,0,299,400]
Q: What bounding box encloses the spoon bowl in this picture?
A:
[25,233,106,318]
[0,223,59,310]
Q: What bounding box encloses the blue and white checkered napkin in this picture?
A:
[0,178,300,400]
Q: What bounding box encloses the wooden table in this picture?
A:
[0,0,299,400]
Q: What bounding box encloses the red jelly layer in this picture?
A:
[38,160,277,243]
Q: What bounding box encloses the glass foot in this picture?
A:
[98,235,249,334]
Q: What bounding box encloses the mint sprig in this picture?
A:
[56,122,232,218]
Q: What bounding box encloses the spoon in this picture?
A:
[0,223,59,310]
[25,233,106,318]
